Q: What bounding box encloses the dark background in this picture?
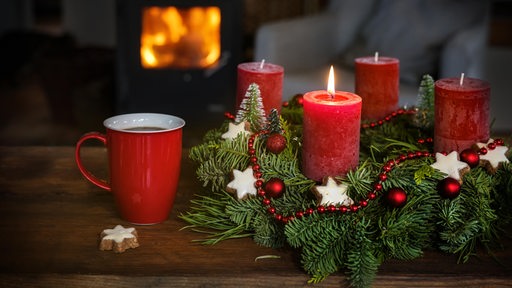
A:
[0,0,510,146]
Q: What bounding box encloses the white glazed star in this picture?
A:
[430,151,469,181]
[101,225,136,243]
[313,177,354,206]
[476,139,510,169]
[221,122,251,140]
[227,167,257,200]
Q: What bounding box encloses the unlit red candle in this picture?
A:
[355,55,399,120]
[302,68,362,181]
[434,76,490,153]
[236,61,284,115]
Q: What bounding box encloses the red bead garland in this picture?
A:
[361,108,417,129]
[247,128,436,223]
[243,106,506,224]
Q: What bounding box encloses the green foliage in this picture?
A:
[359,116,429,162]
[435,167,502,263]
[181,76,512,288]
[286,213,352,277]
[180,192,254,245]
[414,164,436,185]
[345,218,380,288]
[189,121,251,192]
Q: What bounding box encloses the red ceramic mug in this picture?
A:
[75,113,185,224]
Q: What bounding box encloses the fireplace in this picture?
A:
[116,0,242,118]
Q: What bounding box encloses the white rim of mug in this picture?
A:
[104,113,185,133]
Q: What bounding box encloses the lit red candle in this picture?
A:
[355,53,399,120]
[236,60,284,115]
[302,66,362,181]
[434,74,491,153]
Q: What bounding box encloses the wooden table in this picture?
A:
[0,146,511,287]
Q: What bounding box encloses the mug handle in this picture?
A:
[75,132,111,191]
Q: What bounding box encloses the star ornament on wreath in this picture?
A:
[430,151,469,182]
[313,177,354,207]
[476,138,510,173]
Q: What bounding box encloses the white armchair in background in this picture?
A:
[254,0,489,107]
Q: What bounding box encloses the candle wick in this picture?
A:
[260,59,266,69]
[459,72,465,86]
[374,51,379,62]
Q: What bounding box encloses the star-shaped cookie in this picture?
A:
[312,177,354,206]
[476,139,510,173]
[226,167,258,200]
[99,225,139,253]
[221,121,251,140]
[430,151,470,182]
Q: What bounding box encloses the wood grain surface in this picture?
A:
[0,146,510,287]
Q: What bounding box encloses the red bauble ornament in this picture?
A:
[266,133,287,154]
[263,177,286,198]
[460,148,480,168]
[438,177,461,199]
[385,187,407,208]
[292,94,304,106]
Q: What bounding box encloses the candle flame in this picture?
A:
[327,65,335,98]
[374,51,379,62]
[260,59,266,69]
[459,72,465,86]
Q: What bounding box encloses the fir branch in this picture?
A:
[225,196,261,230]
[360,118,429,161]
[189,141,220,163]
[344,161,377,199]
[437,197,480,263]
[345,218,379,288]
[493,162,512,232]
[414,164,436,185]
[191,131,251,193]
[253,213,286,248]
[299,216,350,278]
[179,192,254,245]
[436,167,500,263]
[195,159,230,192]
[281,95,305,127]
[377,191,437,260]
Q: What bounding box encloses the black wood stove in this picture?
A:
[116,0,242,118]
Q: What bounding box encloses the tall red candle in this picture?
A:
[236,62,284,115]
[302,89,362,181]
[355,55,399,120]
[434,76,490,153]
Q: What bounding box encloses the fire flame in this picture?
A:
[327,65,335,97]
[141,6,221,69]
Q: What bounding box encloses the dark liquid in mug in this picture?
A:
[124,126,167,131]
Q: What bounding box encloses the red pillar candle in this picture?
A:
[355,54,399,120]
[302,67,362,181]
[434,75,491,153]
[236,61,284,115]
